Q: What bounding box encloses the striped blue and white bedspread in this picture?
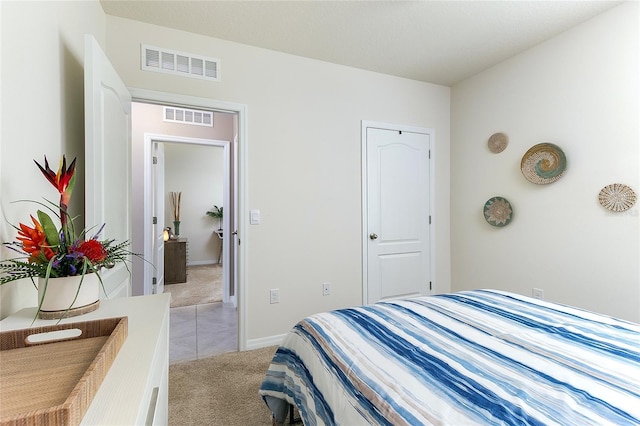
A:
[259,289,640,425]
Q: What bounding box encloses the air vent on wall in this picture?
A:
[142,44,220,81]
[163,106,214,127]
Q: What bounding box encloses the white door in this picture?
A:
[152,142,165,295]
[364,124,432,304]
[84,35,132,299]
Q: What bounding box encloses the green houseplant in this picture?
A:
[0,156,134,320]
[206,205,223,230]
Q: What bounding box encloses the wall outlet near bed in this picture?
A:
[532,288,544,300]
[322,282,331,296]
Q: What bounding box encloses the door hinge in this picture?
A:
[429,281,432,291]
[152,277,157,294]
[429,215,431,225]
[153,216,157,224]
[153,156,158,164]
[428,149,431,159]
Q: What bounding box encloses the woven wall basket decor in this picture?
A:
[484,196,513,227]
[598,183,637,212]
[521,143,567,184]
[488,132,508,153]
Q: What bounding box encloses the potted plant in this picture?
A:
[169,191,182,236]
[206,205,223,231]
[0,155,135,320]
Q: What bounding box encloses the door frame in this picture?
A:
[361,120,436,303]
[143,134,232,302]
[150,140,166,296]
[130,88,248,350]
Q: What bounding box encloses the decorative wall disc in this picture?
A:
[484,196,513,227]
[521,143,567,184]
[598,183,636,212]
[488,132,508,153]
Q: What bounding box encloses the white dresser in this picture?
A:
[0,293,170,425]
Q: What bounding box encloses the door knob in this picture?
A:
[369,233,378,240]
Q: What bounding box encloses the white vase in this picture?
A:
[37,273,100,318]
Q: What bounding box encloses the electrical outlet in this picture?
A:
[270,288,280,304]
[532,288,544,300]
[322,282,331,296]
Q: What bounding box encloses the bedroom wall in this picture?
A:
[0,0,106,319]
[450,2,639,322]
[104,16,451,341]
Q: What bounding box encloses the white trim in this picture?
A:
[430,130,436,294]
[188,260,218,266]
[129,88,249,351]
[143,133,230,298]
[246,334,286,351]
[360,120,436,304]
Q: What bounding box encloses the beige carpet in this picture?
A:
[169,345,278,426]
[164,264,223,308]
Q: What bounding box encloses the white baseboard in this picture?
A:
[246,334,286,350]
[187,260,218,266]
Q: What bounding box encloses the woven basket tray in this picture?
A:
[0,316,128,426]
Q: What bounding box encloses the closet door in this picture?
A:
[364,124,432,304]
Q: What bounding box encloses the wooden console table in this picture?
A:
[214,229,223,264]
[165,238,187,284]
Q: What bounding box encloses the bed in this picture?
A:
[259,289,640,425]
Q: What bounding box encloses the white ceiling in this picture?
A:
[100,0,622,86]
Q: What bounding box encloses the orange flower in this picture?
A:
[76,239,107,263]
[16,215,55,263]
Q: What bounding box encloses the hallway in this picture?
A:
[169,302,237,364]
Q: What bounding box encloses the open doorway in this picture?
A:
[132,100,240,360]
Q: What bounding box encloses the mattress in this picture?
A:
[259,289,640,425]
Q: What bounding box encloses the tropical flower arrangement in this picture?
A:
[0,155,133,312]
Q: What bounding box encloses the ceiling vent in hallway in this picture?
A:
[142,44,220,81]
[163,106,214,127]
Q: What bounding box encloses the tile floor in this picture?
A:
[169,301,238,364]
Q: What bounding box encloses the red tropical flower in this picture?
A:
[34,155,76,233]
[75,239,107,263]
[34,155,76,195]
[16,215,55,263]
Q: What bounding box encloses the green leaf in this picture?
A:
[206,205,223,218]
[37,209,60,248]
[66,172,76,199]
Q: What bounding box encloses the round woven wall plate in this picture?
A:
[521,143,567,184]
[484,196,513,227]
[488,132,508,153]
[598,183,637,212]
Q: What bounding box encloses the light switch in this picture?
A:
[250,209,261,225]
